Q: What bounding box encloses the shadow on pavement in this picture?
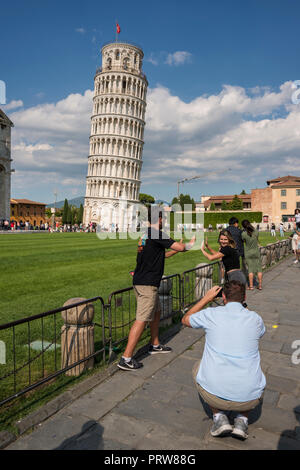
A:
[277,407,300,450]
[54,420,104,450]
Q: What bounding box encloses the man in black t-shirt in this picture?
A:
[118,207,195,371]
[227,217,250,285]
[227,218,244,258]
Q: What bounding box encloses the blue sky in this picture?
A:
[1,0,300,203]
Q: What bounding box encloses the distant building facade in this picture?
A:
[199,175,300,224]
[10,199,46,226]
[0,109,14,220]
[201,194,251,211]
[251,175,300,224]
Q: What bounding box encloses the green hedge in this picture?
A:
[169,211,262,229]
[204,211,262,228]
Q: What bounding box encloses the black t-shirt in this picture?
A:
[220,246,240,272]
[133,228,175,287]
[227,225,244,257]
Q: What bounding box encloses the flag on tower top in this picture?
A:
[116,23,121,34]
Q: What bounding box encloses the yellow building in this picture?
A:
[251,175,300,224]
[10,199,46,226]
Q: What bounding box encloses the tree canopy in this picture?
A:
[221,200,228,210]
[139,193,155,206]
[229,195,243,210]
[171,194,195,210]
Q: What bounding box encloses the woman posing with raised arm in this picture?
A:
[201,230,247,285]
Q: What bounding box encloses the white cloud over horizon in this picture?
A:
[2,100,24,111]
[145,50,192,67]
[6,80,300,202]
[165,51,192,66]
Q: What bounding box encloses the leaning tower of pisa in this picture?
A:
[83,41,148,230]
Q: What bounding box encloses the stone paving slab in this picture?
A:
[205,428,300,451]
[5,255,300,451]
[7,409,91,450]
[260,339,283,353]
[278,394,300,413]
[260,350,294,369]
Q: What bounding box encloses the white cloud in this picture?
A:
[142,81,300,185]
[7,80,300,202]
[75,28,86,34]
[165,51,192,66]
[2,100,24,111]
[145,54,159,66]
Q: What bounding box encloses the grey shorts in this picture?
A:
[133,285,161,322]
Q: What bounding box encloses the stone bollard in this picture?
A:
[61,298,95,376]
[284,239,289,256]
[266,244,272,267]
[195,263,213,300]
[267,243,276,265]
[279,241,286,259]
[158,277,173,325]
[260,246,267,270]
[275,242,281,261]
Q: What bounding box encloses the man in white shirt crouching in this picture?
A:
[182,281,266,440]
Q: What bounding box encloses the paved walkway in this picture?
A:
[6,257,300,450]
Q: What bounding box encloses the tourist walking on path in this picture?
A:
[270,223,276,237]
[241,220,263,290]
[182,281,266,440]
[279,222,285,237]
[118,207,195,371]
[295,209,300,230]
[201,230,247,285]
[290,228,300,264]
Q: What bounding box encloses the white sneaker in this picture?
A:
[293,260,299,264]
[210,413,232,437]
[232,417,248,440]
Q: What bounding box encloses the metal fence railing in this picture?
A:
[260,238,291,270]
[0,297,106,407]
[0,238,292,407]
[182,261,222,310]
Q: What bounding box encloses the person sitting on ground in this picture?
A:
[182,281,266,440]
[201,230,247,285]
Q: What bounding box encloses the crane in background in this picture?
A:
[177,169,232,199]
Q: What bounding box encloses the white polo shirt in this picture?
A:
[190,302,266,402]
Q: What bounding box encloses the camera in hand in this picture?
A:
[216,287,223,298]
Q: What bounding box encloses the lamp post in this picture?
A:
[177,169,232,199]
[52,189,58,232]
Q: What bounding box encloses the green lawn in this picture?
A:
[0,230,287,323]
[0,231,200,323]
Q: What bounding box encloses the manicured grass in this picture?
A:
[0,230,286,323]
